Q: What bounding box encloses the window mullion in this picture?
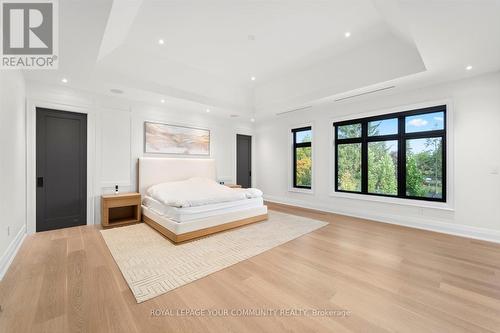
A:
[293,132,297,188]
[361,122,368,194]
[334,125,338,191]
[441,134,447,202]
[398,116,405,197]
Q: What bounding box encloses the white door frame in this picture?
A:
[26,99,96,234]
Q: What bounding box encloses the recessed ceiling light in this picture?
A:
[250,118,255,123]
[251,76,256,81]
[61,78,68,83]
[158,39,165,45]
[466,65,473,71]
[344,31,351,38]
[206,108,210,113]
[160,99,165,103]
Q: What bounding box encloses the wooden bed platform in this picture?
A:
[143,213,268,243]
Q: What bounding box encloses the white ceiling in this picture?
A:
[123,0,383,84]
[23,0,500,119]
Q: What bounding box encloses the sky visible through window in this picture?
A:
[369,112,444,137]
[406,112,444,132]
[296,129,312,143]
[369,118,398,136]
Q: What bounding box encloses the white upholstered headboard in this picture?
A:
[138,157,216,196]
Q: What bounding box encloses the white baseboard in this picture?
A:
[0,225,27,280]
[264,195,500,244]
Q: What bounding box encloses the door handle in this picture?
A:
[37,177,44,188]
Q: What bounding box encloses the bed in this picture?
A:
[138,157,268,243]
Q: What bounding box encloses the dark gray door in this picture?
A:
[36,108,87,232]
[236,134,252,188]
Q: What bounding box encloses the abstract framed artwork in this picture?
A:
[144,122,210,155]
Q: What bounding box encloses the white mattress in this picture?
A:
[143,196,264,222]
[142,205,268,235]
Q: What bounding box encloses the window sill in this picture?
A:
[329,191,454,211]
[289,187,314,195]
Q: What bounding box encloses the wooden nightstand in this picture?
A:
[101,193,141,228]
[224,184,242,188]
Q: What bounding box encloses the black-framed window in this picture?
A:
[292,126,312,189]
[334,105,446,202]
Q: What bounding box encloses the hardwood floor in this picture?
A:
[1,202,500,332]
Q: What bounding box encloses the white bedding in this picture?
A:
[143,196,264,222]
[146,177,263,208]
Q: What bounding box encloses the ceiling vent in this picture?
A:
[334,86,395,102]
[276,105,312,116]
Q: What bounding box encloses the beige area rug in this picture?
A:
[100,211,328,303]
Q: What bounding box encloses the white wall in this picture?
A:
[0,71,27,279]
[26,82,254,229]
[255,71,500,242]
